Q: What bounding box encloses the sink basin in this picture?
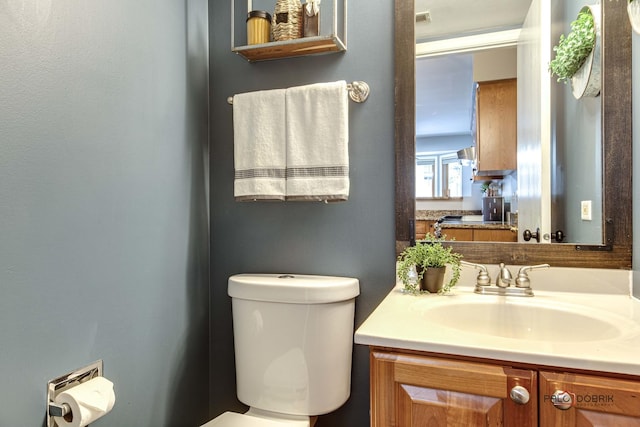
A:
[461,215,484,222]
[355,279,640,376]
[413,299,629,342]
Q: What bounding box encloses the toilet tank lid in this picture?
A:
[228,274,360,304]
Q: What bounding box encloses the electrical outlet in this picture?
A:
[581,200,592,221]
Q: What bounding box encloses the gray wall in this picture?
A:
[0,1,210,426]
[209,2,396,426]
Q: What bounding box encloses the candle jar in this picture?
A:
[246,10,271,45]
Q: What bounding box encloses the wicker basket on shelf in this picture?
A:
[272,0,303,41]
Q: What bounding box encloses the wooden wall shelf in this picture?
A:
[233,35,346,62]
[231,0,347,62]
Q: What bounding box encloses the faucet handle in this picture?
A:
[515,264,550,288]
[460,260,491,286]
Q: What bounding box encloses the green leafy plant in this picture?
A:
[397,233,462,295]
[549,11,596,83]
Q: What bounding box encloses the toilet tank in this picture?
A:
[228,274,360,416]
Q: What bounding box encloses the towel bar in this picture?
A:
[227,81,370,104]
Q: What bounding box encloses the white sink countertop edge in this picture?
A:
[355,283,640,376]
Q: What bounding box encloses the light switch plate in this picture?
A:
[581,200,592,221]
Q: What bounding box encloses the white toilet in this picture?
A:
[202,273,360,427]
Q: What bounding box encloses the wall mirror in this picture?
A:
[395,0,632,268]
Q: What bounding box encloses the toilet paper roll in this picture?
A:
[53,376,116,427]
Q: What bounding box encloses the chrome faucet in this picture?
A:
[496,263,513,288]
[462,261,550,297]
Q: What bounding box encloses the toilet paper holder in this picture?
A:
[47,360,103,427]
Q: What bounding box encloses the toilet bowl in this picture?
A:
[202,408,312,426]
[201,274,360,427]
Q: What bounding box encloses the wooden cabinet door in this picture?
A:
[539,371,640,426]
[474,229,518,242]
[371,350,537,427]
[415,220,437,240]
[415,220,427,240]
[441,228,473,241]
[476,79,517,174]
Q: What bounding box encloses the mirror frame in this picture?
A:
[395,0,632,268]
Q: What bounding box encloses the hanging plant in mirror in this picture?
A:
[549,5,601,99]
[628,0,640,34]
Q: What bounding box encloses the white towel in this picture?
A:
[285,81,349,201]
[233,88,287,201]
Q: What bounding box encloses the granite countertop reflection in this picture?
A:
[415,210,480,221]
[416,210,513,230]
[439,221,512,230]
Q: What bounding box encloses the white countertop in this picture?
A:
[355,276,640,376]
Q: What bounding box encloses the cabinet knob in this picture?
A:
[510,385,530,405]
[551,390,574,410]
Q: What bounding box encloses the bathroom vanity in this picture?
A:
[368,349,640,426]
[355,267,640,426]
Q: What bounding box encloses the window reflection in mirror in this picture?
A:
[416,152,470,199]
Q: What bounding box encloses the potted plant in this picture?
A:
[480,182,490,197]
[549,5,601,98]
[397,233,462,294]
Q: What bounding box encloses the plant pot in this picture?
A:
[418,266,446,293]
[571,5,601,99]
